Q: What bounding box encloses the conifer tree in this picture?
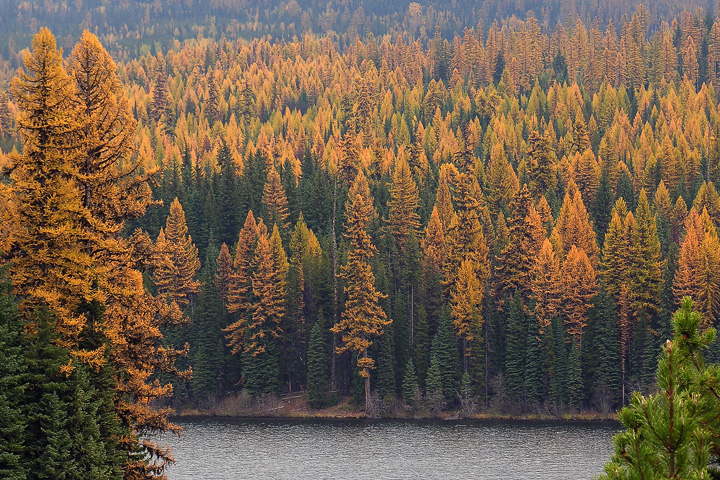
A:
[402,356,419,406]
[561,245,598,338]
[5,27,90,350]
[306,322,329,409]
[0,276,27,480]
[431,310,461,402]
[332,171,391,414]
[674,208,720,326]
[262,164,290,233]
[531,239,562,332]
[243,230,284,395]
[526,130,558,199]
[387,157,421,256]
[154,198,201,309]
[599,298,720,479]
[495,185,546,304]
[566,337,584,411]
[504,293,527,400]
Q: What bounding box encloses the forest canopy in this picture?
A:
[5,1,720,477]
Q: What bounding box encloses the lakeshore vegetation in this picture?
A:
[6,1,720,478]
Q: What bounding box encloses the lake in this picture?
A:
[159,417,620,479]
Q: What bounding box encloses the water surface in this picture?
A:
[159,417,619,479]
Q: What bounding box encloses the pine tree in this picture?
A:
[306,322,329,409]
[599,298,720,479]
[332,171,391,414]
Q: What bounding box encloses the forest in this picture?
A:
[5,1,720,478]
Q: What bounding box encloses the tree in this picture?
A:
[306,322,329,409]
[154,198,201,309]
[562,245,598,338]
[387,157,421,256]
[599,298,720,479]
[242,229,284,395]
[262,164,290,233]
[5,27,90,351]
[531,239,562,333]
[495,184,546,304]
[402,356,419,406]
[526,130,557,199]
[332,171,391,414]
[674,208,720,327]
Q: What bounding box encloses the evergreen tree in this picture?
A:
[431,310,461,402]
[425,354,445,414]
[306,322,329,409]
[599,298,720,479]
[402,356,419,406]
[0,276,27,480]
[504,293,527,400]
[566,337,584,411]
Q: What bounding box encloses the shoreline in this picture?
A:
[171,394,620,424]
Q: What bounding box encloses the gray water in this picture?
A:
[159,417,620,479]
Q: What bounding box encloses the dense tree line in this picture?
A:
[6,21,720,418]
[5,3,720,426]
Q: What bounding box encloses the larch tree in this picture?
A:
[261,164,290,233]
[450,258,483,374]
[495,184,546,305]
[387,156,421,256]
[332,171,391,414]
[674,208,720,327]
[561,245,598,339]
[2,29,192,479]
[526,130,558,200]
[551,184,599,266]
[4,27,90,351]
[627,189,663,322]
[531,239,562,333]
[224,211,262,354]
[243,229,285,395]
[154,198,201,310]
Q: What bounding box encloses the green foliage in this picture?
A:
[599,297,720,480]
[402,357,419,406]
[431,310,461,402]
[306,322,329,409]
[504,294,526,400]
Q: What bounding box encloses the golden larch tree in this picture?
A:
[332,171,391,414]
[262,164,290,232]
[154,198,201,309]
[387,156,421,256]
[561,245,598,338]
